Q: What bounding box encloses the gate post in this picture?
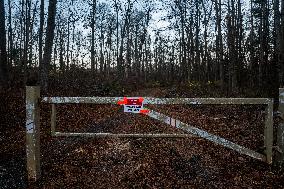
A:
[265,99,274,164]
[51,104,56,136]
[26,86,41,181]
[277,88,284,165]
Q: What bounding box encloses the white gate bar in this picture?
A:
[54,132,195,138]
[146,109,267,162]
[42,97,271,105]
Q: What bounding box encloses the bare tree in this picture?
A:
[38,0,44,82]
[40,0,57,91]
[214,0,224,87]
[0,0,8,85]
[118,0,133,80]
[90,0,97,73]
[280,0,284,86]
[7,0,13,69]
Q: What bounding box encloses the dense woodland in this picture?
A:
[0,0,284,96]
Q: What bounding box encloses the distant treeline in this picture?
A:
[0,0,283,96]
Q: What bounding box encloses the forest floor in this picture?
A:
[1,83,284,188]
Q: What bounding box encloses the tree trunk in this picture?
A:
[19,0,25,70]
[259,0,269,90]
[66,16,70,71]
[99,24,104,73]
[133,25,138,77]
[248,0,257,89]
[40,0,57,92]
[280,0,284,86]
[114,0,119,76]
[227,0,237,92]
[236,0,244,90]
[181,0,187,81]
[29,2,37,69]
[8,0,13,69]
[59,30,65,72]
[38,0,44,83]
[139,8,151,77]
[118,0,132,80]
[215,0,224,87]
[23,0,31,84]
[0,0,8,85]
[91,0,97,73]
[195,0,201,82]
[201,0,212,82]
[271,0,280,95]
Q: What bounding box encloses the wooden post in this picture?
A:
[277,88,284,165]
[26,86,41,181]
[264,99,274,164]
[51,104,56,136]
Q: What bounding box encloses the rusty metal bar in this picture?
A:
[26,86,41,181]
[42,97,270,105]
[54,132,195,138]
[146,109,267,162]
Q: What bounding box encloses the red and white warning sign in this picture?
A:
[117,97,149,114]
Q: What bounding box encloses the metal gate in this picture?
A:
[25,86,276,181]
